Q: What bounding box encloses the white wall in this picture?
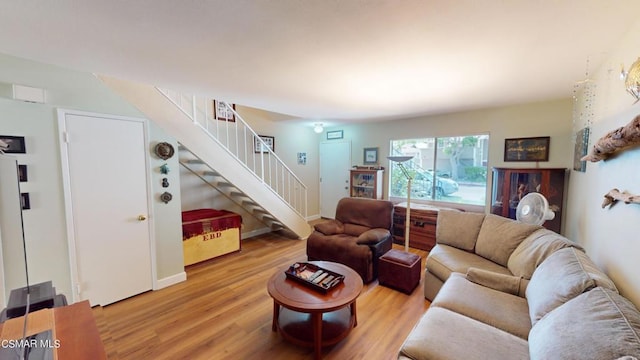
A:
[324,98,573,204]
[0,53,185,301]
[179,105,323,230]
[565,19,640,307]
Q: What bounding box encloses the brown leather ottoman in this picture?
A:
[378,249,421,294]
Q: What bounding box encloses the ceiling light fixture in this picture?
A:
[313,123,324,133]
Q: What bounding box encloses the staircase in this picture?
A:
[98,75,311,239]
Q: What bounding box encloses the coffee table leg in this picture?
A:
[351,301,358,327]
[272,301,279,332]
[312,312,322,360]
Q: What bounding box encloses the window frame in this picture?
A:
[388,134,489,212]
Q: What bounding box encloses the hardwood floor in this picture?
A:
[94,230,431,359]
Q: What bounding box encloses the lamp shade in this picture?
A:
[387,156,414,163]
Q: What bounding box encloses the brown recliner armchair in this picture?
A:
[307,197,394,283]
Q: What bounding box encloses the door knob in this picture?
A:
[138,215,147,221]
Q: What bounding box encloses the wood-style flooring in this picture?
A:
[93,230,430,359]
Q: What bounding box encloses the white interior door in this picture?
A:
[319,141,351,218]
[59,111,153,306]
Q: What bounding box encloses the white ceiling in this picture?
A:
[0,1,638,123]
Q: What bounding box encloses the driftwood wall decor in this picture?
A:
[601,188,640,209]
[581,114,640,162]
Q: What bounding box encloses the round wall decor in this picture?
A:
[154,142,175,160]
[160,191,173,204]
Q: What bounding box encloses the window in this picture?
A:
[389,134,489,206]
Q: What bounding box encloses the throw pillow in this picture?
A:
[466,267,526,297]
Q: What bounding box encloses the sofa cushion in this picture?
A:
[343,223,370,236]
[432,273,532,339]
[508,229,583,280]
[356,228,391,245]
[335,197,394,230]
[399,307,529,360]
[435,209,485,251]
[313,219,344,235]
[466,267,527,297]
[529,287,640,360]
[426,244,512,284]
[526,247,618,325]
[475,214,542,267]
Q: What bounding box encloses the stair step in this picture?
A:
[230,191,251,199]
[202,170,221,177]
[99,77,309,239]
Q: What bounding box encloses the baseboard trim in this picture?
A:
[242,227,271,239]
[155,271,187,290]
[306,214,321,221]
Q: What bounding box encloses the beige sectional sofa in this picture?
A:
[399,210,640,360]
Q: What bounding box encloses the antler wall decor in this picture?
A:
[601,188,640,209]
[582,114,640,162]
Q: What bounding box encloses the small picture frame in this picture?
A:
[504,136,550,162]
[326,130,343,140]
[18,165,28,182]
[213,100,236,122]
[363,147,379,165]
[254,135,275,153]
[20,193,30,210]
[0,135,26,154]
[297,152,307,165]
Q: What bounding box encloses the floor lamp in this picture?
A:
[388,156,414,252]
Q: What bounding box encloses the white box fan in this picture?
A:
[516,192,555,225]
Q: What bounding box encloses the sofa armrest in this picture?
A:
[466,267,527,297]
[356,228,390,245]
[313,220,344,235]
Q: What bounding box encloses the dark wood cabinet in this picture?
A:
[392,203,440,251]
[491,168,566,233]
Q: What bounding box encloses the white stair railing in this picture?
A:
[157,88,307,218]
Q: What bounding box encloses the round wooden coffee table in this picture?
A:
[267,261,363,360]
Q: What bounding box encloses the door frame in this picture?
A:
[57,109,157,303]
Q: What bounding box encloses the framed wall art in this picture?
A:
[297,152,307,165]
[363,147,379,165]
[0,135,26,154]
[504,136,550,162]
[20,193,30,210]
[326,130,343,140]
[254,135,275,153]
[213,100,236,121]
[18,164,28,182]
[573,127,590,172]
